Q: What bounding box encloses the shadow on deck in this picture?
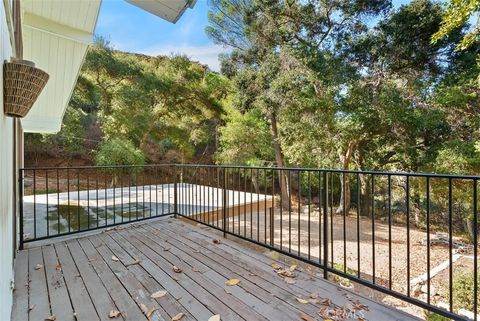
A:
[12,217,419,321]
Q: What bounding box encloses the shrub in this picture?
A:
[95,138,145,184]
[452,270,479,312]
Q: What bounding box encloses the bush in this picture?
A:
[95,138,145,184]
[451,270,479,312]
[95,138,145,167]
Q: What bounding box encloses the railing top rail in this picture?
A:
[19,163,480,180]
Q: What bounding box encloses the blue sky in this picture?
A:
[95,0,413,72]
[95,0,225,71]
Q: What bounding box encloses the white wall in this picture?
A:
[0,1,14,320]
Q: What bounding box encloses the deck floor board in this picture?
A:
[13,216,419,321]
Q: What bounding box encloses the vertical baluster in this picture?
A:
[406,175,411,297]
[474,179,478,321]
[56,169,60,235]
[343,172,346,273]
[449,178,453,312]
[357,173,360,278]
[307,171,311,260]
[426,176,431,304]
[46,169,49,237]
[372,174,375,284]
[388,174,392,290]
[288,170,292,253]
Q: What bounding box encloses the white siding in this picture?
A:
[0,1,14,320]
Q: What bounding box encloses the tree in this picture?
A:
[432,0,480,50]
[95,138,145,184]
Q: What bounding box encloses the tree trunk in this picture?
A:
[336,141,356,215]
[269,111,290,209]
[353,146,371,217]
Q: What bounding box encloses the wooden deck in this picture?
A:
[12,217,419,321]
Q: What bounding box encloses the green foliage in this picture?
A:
[432,0,480,50]
[95,138,145,167]
[216,106,274,166]
[451,270,480,312]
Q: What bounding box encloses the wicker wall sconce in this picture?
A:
[3,59,49,118]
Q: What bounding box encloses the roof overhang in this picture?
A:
[126,0,196,23]
[21,0,196,134]
[21,0,101,133]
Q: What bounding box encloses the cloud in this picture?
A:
[140,43,228,72]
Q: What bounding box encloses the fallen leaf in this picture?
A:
[151,290,167,299]
[130,259,141,265]
[225,278,240,286]
[140,303,156,319]
[173,266,183,273]
[108,310,121,318]
[351,299,369,311]
[172,312,184,320]
[111,255,119,262]
[300,313,315,321]
[284,277,296,284]
[277,269,295,278]
[164,248,171,252]
[28,304,35,311]
[192,267,199,272]
[44,316,56,321]
[309,292,319,299]
[319,297,332,306]
[34,264,43,270]
[55,263,62,271]
[296,298,309,304]
[208,315,221,321]
[266,251,280,260]
[213,239,222,244]
[271,262,282,270]
[290,264,297,272]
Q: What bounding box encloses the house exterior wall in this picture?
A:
[0,1,15,320]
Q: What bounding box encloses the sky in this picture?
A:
[95,0,225,71]
[94,0,413,72]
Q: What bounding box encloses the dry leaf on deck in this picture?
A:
[318,297,332,306]
[172,312,184,320]
[271,262,282,270]
[192,267,199,272]
[109,310,121,318]
[151,290,167,299]
[55,263,62,271]
[284,277,296,284]
[290,264,297,272]
[351,299,369,311]
[28,304,35,311]
[173,266,183,273]
[296,298,309,304]
[44,316,56,321]
[277,269,294,278]
[111,255,119,262]
[208,315,221,321]
[225,278,240,286]
[300,313,315,321]
[213,239,222,244]
[140,303,156,319]
[34,264,43,270]
[131,259,141,265]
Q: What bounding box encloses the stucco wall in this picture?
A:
[0,1,14,320]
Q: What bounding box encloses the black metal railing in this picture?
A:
[19,164,480,320]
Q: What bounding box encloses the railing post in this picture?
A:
[223,168,227,238]
[173,165,178,218]
[18,169,24,250]
[322,171,328,279]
